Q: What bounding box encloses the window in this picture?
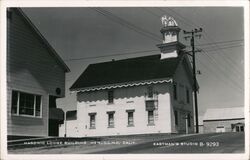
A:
[173,83,177,100]
[107,111,115,128]
[108,90,114,104]
[174,110,178,125]
[147,86,153,98]
[146,100,155,111]
[126,110,135,126]
[236,126,240,132]
[186,88,190,104]
[179,84,185,102]
[187,113,191,127]
[89,113,96,129]
[11,91,41,117]
[148,111,154,125]
[240,126,244,132]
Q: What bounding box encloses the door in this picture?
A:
[216,126,225,133]
[48,95,61,137]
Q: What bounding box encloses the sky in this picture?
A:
[22,7,244,116]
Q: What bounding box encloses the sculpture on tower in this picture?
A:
[161,15,178,27]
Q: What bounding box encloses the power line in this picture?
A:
[92,8,161,42]
[63,42,242,62]
[196,39,243,47]
[165,8,243,80]
[64,49,158,62]
[200,50,244,92]
[201,44,244,53]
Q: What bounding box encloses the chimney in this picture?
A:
[156,15,185,60]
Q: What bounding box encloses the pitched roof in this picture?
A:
[14,8,70,72]
[70,54,183,91]
[203,107,244,121]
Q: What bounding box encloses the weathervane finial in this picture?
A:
[161,15,178,27]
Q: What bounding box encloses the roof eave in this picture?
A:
[70,78,173,93]
[15,8,70,73]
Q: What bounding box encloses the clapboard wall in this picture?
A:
[7,8,67,137]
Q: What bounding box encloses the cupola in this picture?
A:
[157,15,186,59]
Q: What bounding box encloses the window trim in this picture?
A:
[107,90,114,104]
[88,112,96,129]
[126,109,135,127]
[147,110,155,126]
[174,110,178,126]
[147,86,153,98]
[11,90,42,118]
[187,113,191,127]
[107,111,115,128]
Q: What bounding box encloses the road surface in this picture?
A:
[9,132,244,154]
[92,132,244,153]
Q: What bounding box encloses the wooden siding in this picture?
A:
[171,56,195,134]
[7,9,66,137]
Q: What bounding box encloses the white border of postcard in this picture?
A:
[0,0,249,160]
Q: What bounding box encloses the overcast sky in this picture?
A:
[22,7,244,116]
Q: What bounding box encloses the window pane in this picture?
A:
[174,110,178,125]
[90,114,96,128]
[11,91,18,114]
[19,92,34,116]
[148,86,153,98]
[108,90,114,103]
[128,112,134,125]
[35,96,41,116]
[108,113,114,127]
[146,101,155,111]
[186,89,190,103]
[148,111,154,124]
[240,126,244,132]
[187,113,191,127]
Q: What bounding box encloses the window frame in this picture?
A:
[147,110,154,126]
[107,111,115,128]
[147,86,153,98]
[126,109,135,127]
[108,90,114,104]
[174,110,178,126]
[89,113,96,129]
[187,113,191,127]
[11,90,42,118]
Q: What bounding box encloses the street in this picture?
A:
[93,132,244,154]
[9,132,244,154]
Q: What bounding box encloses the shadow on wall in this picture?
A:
[77,83,170,103]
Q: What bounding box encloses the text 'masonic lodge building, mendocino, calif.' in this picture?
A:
[66,16,196,137]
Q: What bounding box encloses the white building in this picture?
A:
[203,107,244,133]
[67,16,196,137]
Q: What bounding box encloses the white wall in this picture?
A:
[74,83,172,137]
[59,120,79,137]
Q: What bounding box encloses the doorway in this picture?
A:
[48,96,64,137]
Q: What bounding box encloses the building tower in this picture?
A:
[157,15,185,59]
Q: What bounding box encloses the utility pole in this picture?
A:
[183,28,202,133]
